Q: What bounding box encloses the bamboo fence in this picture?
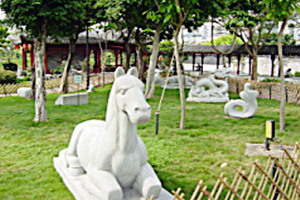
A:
[172,143,299,200]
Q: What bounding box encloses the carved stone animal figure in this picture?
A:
[224,83,259,118]
[63,67,161,200]
[165,75,194,88]
[188,69,230,101]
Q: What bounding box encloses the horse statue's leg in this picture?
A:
[87,165,123,200]
[65,124,86,175]
[133,163,162,198]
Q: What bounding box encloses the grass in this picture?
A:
[0,85,299,199]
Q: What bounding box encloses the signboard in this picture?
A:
[74,75,82,84]
[266,120,275,139]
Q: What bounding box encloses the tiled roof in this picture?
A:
[183,45,300,56]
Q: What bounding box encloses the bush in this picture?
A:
[0,70,17,84]
[16,76,31,83]
[295,71,300,77]
[3,63,18,71]
[260,78,280,82]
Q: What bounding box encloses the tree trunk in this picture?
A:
[278,18,288,131]
[34,23,47,122]
[251,50,258,80]
[124,29,132,72]
[136,44,145,81]
[145,25,161,99]
[174,26,186,130]
[125,43,131,71]
[59,36,77,93]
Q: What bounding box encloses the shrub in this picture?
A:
[260,78,280,82]
[3,63,18,71]
[295,71,300,77]
[0,70,17,84]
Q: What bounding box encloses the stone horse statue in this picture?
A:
[54,67,171,200]
[224,83,259,118]
[187,68,230,102]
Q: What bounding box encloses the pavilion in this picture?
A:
[19,30,140,74]
[183,45,300,77]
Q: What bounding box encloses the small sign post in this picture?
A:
[74,74,82,105]
[265,120,275,150]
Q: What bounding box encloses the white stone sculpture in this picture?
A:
[164,75,194,89]
[224,83,258,118]
[187,68,230,102]
[53,67,172,200]
[55,93,88,105]
[87,85,95,93]
[17,87,31,98]
[154,69,164,85]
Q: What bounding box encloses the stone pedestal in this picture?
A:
[187,96,229,102]
[53,150,173,200]
[17,87,31,98]
[55,93,88,105]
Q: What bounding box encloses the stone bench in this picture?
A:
[55,93,88,105]
[17,87,32,98]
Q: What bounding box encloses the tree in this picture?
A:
[0,21,10,49]
[143,0,168,99]
[214,0,275,80]
[56,0,98,94]
[160,0,222,129]
[1,0,86,121]
[263,0,299,131]
[256,32,296,45]
[97,0,147,72]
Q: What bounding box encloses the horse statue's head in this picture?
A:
[111,67,151,124]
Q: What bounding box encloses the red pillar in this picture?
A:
[44,49,50,74]
[114,50,119,68]
[22,49,27,70]
[30,48,34,67]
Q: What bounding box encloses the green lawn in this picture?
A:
[0,85,299,199]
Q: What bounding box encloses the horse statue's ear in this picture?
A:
[127,67,138,77]
[115,67,125,79]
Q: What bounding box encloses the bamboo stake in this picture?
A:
[197,185,215,200]
[172,188,182,200]
[254,162,289,200]
[246,169,259,200]
[190,180,202,200]
[259,159,275,200]
[146,195,155,200]
[270,157,283,200]
[218,174,243,200]
[197,185,209,200]
[291,171,300,200]
[254,157,272,200]
[225,168,240,200]
[230,171,243,200]
[271,157,300,194]
[237,169,269,200]
[215,177,227,199]
[284,149,300,173]
[210,173,223,198]
[241,165,254,199]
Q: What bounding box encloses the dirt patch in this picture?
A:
[245,143,294,158]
